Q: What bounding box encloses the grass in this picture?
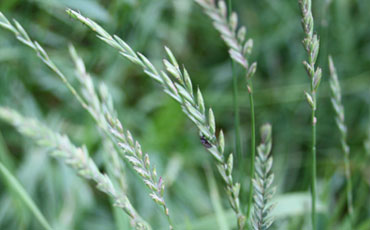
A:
[67,7,247,228]
[227,0,243,182]
[298,0,323,228]
[0,0,369,229]
[251,123,275,230]
[194,0,257,220]
[0,161,52,230]
[328,56,353,224]
[0,107,150,229]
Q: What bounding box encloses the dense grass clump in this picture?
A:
[0,0,369,230]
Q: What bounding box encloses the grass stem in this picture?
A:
[312,108,317,230]
[298,0,322,228]
[227,0,242,170]
[246,82,256,220]
[232,63,242,168]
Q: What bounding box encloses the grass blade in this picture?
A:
[0,161,53,230]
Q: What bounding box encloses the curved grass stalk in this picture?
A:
[69,45,129,196]
[0,13,87,111]
[0,107,150,230]
[298,0,323,229]
[328,56,353,223]
[105,112,173,228]
[69,46,173,228]
[194,0,258,220]
[0,12,171,229]
[67,9,245,229]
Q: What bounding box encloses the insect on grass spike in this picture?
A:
[68,10,245,229]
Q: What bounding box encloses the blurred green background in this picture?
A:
[0,0,369,229]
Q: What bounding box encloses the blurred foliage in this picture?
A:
[0,0,369,229]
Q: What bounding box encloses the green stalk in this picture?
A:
[0,131,14,171]
[228,0,242,166]
[344,149,353,223]
[298,0,322,228]
[232,64,242,165]
[246,81,256,220]
[311,107,317,230]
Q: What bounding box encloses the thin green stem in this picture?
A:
[0,131,14,171]
[246,82,256,221]
[166,209,173,230]
[227,0,232,19]
[232,64,242,164]
[227,0,242,166]
[311,106,317,230]
[343,147,353,224]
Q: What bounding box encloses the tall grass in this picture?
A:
[0,107,150,229]
[328,56,353,224]
[69,46,173,228]
[194,0,257,220]
[298,0,323,228]
[251,123,275,230]
[0,13,172,229]
[227,0,243,179]
[0,161,52,230]
[0,1,368,229]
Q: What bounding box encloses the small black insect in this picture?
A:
[200,135,212,148]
